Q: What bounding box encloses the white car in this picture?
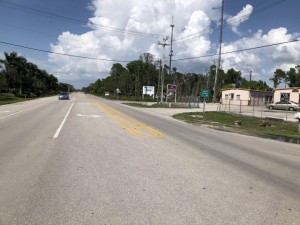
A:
[295,112,300,121]
[267,101,300,111]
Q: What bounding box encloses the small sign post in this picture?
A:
[200,89,210,112]
[166,84,177,103]
[142,86,155,99]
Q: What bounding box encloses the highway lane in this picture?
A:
[0,92,300,225]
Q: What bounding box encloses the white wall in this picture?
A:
[222,90,250,106]
[274,88,300,103]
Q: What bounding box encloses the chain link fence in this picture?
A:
[217,99,297,122]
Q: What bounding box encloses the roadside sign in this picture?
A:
[143,86,155,96]
[167,84,177,93]
[200,89,210,97]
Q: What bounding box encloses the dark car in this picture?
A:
[58,92,69,100]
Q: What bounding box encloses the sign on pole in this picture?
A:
[166,84,177,103]
[167,84,177,93]
[200,89,210,98]
[143,86,155,96]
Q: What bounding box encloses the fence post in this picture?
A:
[229,99,231,112]
[252,100,255,116]
[239,100,242,114]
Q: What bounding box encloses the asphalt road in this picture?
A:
[0,93,300,225]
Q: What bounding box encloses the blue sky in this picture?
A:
[0,0,299,88]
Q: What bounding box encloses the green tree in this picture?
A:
[0,70,7,92]
[270,69,286,88]
[223,68,241,86]
[240,78,271,90]
[286,66,300,87]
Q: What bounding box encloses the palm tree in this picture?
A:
[1,52,29,95]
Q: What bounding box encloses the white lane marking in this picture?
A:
[77,114,101,118]
[53,102,74,139]
[0,111,10,113]
[0,105,41,120]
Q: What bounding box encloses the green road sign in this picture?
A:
[200,89,210,97]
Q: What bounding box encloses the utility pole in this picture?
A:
[213,0,224,102]
[156,59,162,104]
[249,70,252,82]
[158,37,169,103]
[169,17,175,79]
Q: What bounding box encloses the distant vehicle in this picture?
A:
[267,101,300,111]
[58,92,69,100]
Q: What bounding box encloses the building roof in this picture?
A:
[274,87,300,91]
[222,88,272,93]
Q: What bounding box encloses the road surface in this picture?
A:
[0,93,299,225]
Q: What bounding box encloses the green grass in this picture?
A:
[91,93,156,102]
[0,93,34,105]
[123,102,189,108]
[173,111,300,141]
[123,102,183,108]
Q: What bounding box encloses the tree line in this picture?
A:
[84,52,275,101]
[270,66,300,88]
[0,52,74,97]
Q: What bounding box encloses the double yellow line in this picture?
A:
[93,101,164,138]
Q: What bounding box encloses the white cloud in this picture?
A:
[48,0,223,87]
[227,4,253,35]
[47,0,300,88]
[220,27,300,83]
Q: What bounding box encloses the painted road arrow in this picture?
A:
[77,114,101,118]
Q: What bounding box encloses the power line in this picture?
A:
[173,39,300,61]
[0,0,163,39]
[0,40,131,63]
[1,39,298,64]
[174,0,288,44]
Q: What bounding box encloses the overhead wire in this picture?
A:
[174,0,288,44]
[0,40,132,63]
[1,39,299,63]
[0,0,163,39]
[173,39,300,61]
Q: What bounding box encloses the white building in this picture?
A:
[273,87,300,103]
[222,88,273,106]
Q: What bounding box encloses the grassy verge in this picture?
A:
[123,102,189,108]
[90,93,156,102]
[173,111,300,141]
[123,102,182,108]
[0,94,34,105]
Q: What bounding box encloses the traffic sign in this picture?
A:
[200,89,210,97]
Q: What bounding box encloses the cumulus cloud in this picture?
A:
[47,0,299,88]
[220,28,300,83]
[226,4,253,35]
[48,0,222,87]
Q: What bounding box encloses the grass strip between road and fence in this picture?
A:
[173,111,300,142]
[0,94,35,105]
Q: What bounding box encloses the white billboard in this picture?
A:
[142,86,155,96]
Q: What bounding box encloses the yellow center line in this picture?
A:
[92,101,164,138]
